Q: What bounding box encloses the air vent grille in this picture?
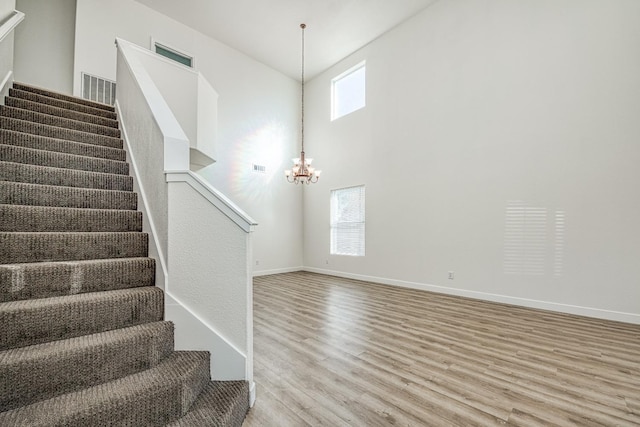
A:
[81,72,116,105]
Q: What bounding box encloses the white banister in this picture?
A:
[115,37,256,403]
[0,10,25,100]
[0,10,25,43]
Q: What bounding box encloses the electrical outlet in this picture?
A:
[325,260,329,265]
[448,271,454,280]
[255,260,260,266]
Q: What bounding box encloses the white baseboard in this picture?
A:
[303,267,640,325]
[165,293,247,380]
[249,381,256,407]
[253,266,304,277]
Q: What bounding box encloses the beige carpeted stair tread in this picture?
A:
[9,88,117,120]
[13,82,115,112]
[0,231,148,264]
[0,144,129,175]
[5,97,119,128]
[168,381,250,427]
[0,321,174,411]
[0,161,133,190]
[0,106,120,138]
[0,257,155,302]
[0,116,122,148]
[0,286,164,350]
[0,351,210,426]
[0,180,137,210]
[0,204,142,232]
[0,129,126,161]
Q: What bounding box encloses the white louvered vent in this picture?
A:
[252,164,266,174]
[81,72,116,105]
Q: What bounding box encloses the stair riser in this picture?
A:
[0,181,137,210]
[13,82,115,112]
[0,205,142,232]
[0,321,174,412]
[9,88,117,120]
[0,117,122,149]
[0,129,126,162]
[0,258,155,302]
[0,232,148,264]
[0,106,121,138]
[0,287,164,350]
[0,161,133,191]
[0,145,129,175]
[5,97,119,128]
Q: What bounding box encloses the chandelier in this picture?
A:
[285,23,321,184]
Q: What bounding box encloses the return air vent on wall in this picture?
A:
[81,72,116,105]
[252,164,266,174]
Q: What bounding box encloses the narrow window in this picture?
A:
[330,185,365,256]
[331,61,366,120]
[154,42,194,68]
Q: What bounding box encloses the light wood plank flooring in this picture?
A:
[244,272,640,426]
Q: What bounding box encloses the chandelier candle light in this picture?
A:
[285,23,322,184]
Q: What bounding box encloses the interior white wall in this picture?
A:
[13,0,76,94]
[0,0,14,16]
[303,0,640,322]
[74,0,303,273]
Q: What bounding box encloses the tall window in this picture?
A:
[330,186,365,256]
[331,61,366,120]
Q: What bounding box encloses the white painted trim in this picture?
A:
[0,70,12,97]
[115,100,169,289]
[303,267,640,325]
[165,293,247,377]
[253,266,304,277]
[249,381,256,407]
[165,171,257,233]
[0,10,25,44]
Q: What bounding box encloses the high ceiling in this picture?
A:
[133,0,438,80]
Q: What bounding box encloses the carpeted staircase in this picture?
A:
[0,82,250,426]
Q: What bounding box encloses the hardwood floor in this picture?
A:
[243,272,640,426]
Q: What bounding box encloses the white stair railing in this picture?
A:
[115,37,256,404]
[0,9,25,101]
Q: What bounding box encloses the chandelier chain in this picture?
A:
[300,23,305,153]
[284,23,321,184]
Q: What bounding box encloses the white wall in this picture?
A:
[0,0,14,17]
[303,0,640,322]
[74,0,303,273]
[13,0,76,94]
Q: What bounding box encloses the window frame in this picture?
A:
[330,185,366,257]
[151,38,195,68]
[331,61,366,121]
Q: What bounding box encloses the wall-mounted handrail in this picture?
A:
[0,10,25,43]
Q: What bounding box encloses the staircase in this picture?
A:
[0,82,250,426]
